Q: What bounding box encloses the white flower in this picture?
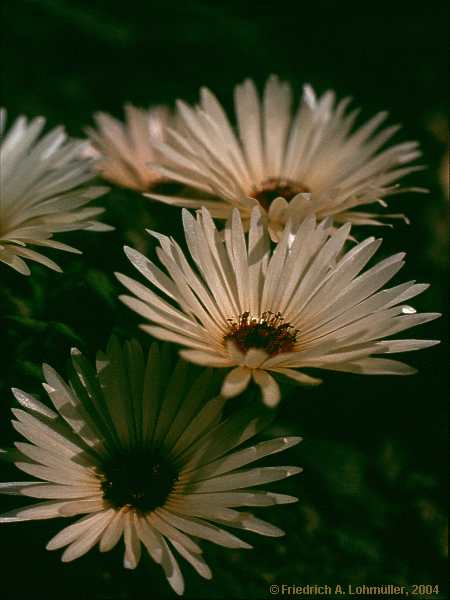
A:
[147,75,423,240]
[117,207,439,407]
[86,104,171,191]
[0,109,110,275]
[0,338,301,595]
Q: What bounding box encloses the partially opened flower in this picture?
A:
[117,208,439,407]
[0,109,111,275]
[0,338,301,595]
[148,75,423,240]
[86,104,171,192]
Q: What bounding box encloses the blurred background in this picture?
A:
[0,1,448,598]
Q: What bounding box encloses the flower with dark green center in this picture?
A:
[0,338,301,595]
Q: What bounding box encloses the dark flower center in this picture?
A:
[100,450,178,513]
[251,177,310,211]
[225,311,298,355]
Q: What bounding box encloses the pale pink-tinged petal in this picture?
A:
[252,371,281,407]
[60,509,115,561]
[123,511,142,569]
[86,104,169,191]
[46,511,109,550]
[221,367,251,398]
[99,509,126,552]
[271,368,322,386]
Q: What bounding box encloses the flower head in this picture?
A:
[0,109,110,275]
[118,208,439,406]
[0,338,300,595]
[86,104,171,191]
[148,75,423,240]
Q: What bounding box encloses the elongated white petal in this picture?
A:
[271,368,322,386]
[136,515,164,563]
[214,512,285,537]
[188,466,302,493]
[0,481,47,495]
[123,511,141,569]
[59,498,105,516]
[0,500,72,522]
[99,508,125,552]
[156,508,252,549]
[170,539,212,580]
[149,512,202,555]
[61,509,114,562]
[47,511,109,550]
[159,535,185,596]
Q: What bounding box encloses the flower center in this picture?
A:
[100,450,178,513]
[225,311,298,356]
[251,178,310,211]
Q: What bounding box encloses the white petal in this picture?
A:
[221,367,251,398]
[0,500,69,522]
[46,511,109,550]
[252,371,281,407]
[160,536,185,596]
[170,539,212,580]
[156,508,252,549]
[99,508,125,552]
[135,515,164,563]
[271,368,322,386]
[123,511,141,569]
[61,509,114,562]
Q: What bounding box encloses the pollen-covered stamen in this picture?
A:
[251,177,310,211]
[100,450,178,513]
[225,311,298,356]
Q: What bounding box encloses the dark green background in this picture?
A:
[0,1,448,599]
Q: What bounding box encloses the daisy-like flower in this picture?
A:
[147,75,423,240]
[85,104,171,192]
[117,208,440,407]
[0,109,111,275]
[0,338,301,595]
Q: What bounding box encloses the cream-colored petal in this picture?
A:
[123,511,142,569]
[99,508,126,552]
[170,539,212,580]
[60,509,115,561]
[252,370,281,407]
[46,511,109,550]
[136,515,164,564]
[156,508,252,549]
[221,367,251,398]
[271,367,322,386]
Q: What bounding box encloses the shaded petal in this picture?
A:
[221,367,251,398]
[252,371,281,407]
